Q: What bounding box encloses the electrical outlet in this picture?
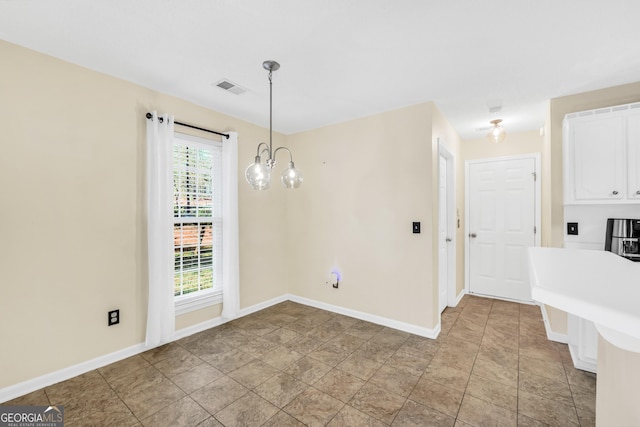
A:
[108,309,120,326]
[412,222,421,234]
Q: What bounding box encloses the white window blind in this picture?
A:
[173,134,222,302]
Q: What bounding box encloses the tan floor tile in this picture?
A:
[284,387,344,427]
[6,298,596,426]
[263,327,299,345]
[307,342,351,366]
[227,359,278,389]
[199,347,255,374]
[369,365,420,397]
[356,341,397,363]
[336,353,384,381]
[141,342,187,364]
[392,399,455,427]
[328,405,388,427]
[517,390,579,426]
[314,369,366,403]
[140,396,209,427]
[519,354,565,382]
[190,376,248,414]
[254,372,309,408]
[423,363,471,392]
[569,383,596,413]
[153,348,203,378]
[564,365,597,393]
[99,355,151,384]
[471,353,518,388]
[408,377,464,418]
[399,335,440,359]
[384,350,431,376]
[108,366,186,420]
[262,410,306,426]
[3,389,49,406]
[170,363,224,394]
[261,345,304,370]
[518,371,573,406]
[214,392,279,427]
[465,373,517,412]
[284,356,333,384]
[349,382,406,424]
[457,394,517,427]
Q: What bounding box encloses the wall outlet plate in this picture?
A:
[412,222,421,234]
[108,309,120,326]
[567,222,579,235]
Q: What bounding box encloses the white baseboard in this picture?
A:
[238,294,289,318]
[0,343,146,404]
[453,290,465,307]
[287,294,440,339]
[1,292,438,403]
[539,303,569,344]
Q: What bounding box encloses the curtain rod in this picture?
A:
[145,112,229,139]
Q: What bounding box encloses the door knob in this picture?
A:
[469,233,477,238]
[446,237,452,242]
[636,190,640,195]
[613,190,619,195]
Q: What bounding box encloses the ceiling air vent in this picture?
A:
[215,79,246,95]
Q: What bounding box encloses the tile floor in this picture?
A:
[4,295,596,426]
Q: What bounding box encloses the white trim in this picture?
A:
[438,141,457,310]
[238,294,290,318]
[287,294,441,339]
[539,303,569,344]
[1,292,441,403]
[464,153,542,300]
[173,315,226,341]
[175,290,223,316]
[452,289,466,307]
[0,343,146,404]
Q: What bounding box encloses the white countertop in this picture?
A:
[528,247,640,352]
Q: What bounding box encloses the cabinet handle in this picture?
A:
[612,190,619,195]
[469,233,477,238]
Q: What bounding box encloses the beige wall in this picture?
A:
[286,102,461,330]
[0,40,289,389]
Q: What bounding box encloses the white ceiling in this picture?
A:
[1,0,640,139]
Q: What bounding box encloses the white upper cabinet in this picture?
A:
[563,103,640,204]
[627,110,640,200]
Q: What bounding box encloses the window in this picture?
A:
[173,133,223,314]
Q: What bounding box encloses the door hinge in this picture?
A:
[532,172,537,181]
[534,226,537,234]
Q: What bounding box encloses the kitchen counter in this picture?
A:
[528,247,640,352]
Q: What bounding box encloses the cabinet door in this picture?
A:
[628,110,640,200]
[570,115,625,201]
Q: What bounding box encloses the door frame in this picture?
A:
[464,153,542,298]
[438,141,457,310]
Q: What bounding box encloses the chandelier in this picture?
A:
[245,60,303,190]
[487,119,506,143]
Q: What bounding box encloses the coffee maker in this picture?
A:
[605,218,640,261]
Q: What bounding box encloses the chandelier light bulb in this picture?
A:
[281,161,303,189]
[245,156,271,190]
[487,119,506,143]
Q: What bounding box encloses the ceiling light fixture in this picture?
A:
[487,119,506,143]
[245,60,303,190]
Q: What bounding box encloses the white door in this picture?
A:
[438,154,449,313]
[468,157,536,302]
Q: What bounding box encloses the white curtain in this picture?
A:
[221,132,240,321]
[145,111,175,347]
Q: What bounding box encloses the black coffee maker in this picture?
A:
[605,218,640,261]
